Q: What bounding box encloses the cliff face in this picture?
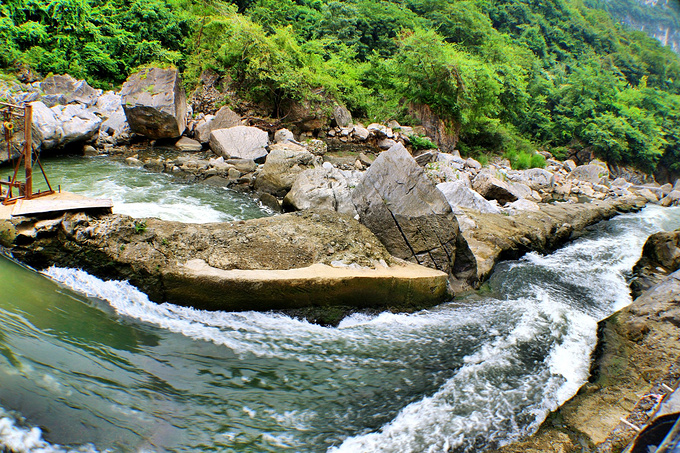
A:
[594,0,680,53]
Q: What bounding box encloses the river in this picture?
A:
[0,156,679,452]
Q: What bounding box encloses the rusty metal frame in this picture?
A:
[0,102,54,205]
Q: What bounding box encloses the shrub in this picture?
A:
[409,134,437,150]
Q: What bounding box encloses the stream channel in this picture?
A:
[0,156,679,452]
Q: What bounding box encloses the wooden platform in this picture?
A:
[8,193,113,218]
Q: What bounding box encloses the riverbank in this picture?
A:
[493,227,680,453]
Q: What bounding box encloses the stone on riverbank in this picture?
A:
[254,143,315,196]
[209,125,269,162]
[194,105,242,143]
[352,143,478,291]
[120,67,187,139]
[283,166,359,217]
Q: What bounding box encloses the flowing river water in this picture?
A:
[1,156,680,452]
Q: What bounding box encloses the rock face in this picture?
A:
[120,67,187,139]
[41,74,101,106]
[254,143,315,196]
[283,167,359,217]
[209,125,269,162]
[351,143,478,290]
[630,229,680,298]
[31,101,102,150]
[1,210,449,316]
[194,105,241,143]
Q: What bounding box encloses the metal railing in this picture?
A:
[0,102,54,204]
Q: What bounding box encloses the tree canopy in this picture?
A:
[1,0,679,176]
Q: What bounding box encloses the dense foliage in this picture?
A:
[2,0,680,175]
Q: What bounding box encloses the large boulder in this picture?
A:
[209,126,269,162]
[120,67,187,139]
[630,229,680,298]
[40,74,101,106]
[31,101,102,151]
[194,105,241,143]
[436,181,502,214]
[332,105,353,128]
[254,143,315,196]
[283,167,360,217]
[472,171,518,204]
[351,143,478,290]
[570,164,609,184]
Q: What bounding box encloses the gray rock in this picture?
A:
[41,74,101,106]
[661,191,680,207]
[254,143,315,196]
[226,159,257,173]
[505,198,541,214]
[332,105,353,128]
[437,181,502,214]
[660,183,674,196]
[415,151,438,166]
[93,92,123,115]
[612,177,631,188]
[175,137,202,152]
[194,106,241,143]
[274,128,295,144]
[352,126,370,141]
[31,101,101,151]
[563,160,577,172]
[306,139,328,156]
[521,168,555,191]
[98,110,131,146]
[209,126,269,162]
[466,158,482,171]
[283,167,358,217]
[472,171,518,204]
[120,67,187,139]
[674,179,680,191]
[351,143,478,290]
[570,164,610,184]
[377,138,397,150]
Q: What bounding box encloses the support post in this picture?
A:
[24,104,32,199]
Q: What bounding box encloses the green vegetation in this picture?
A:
[1,0,679,176]
[409,134,437,151]
[505,151,546,170]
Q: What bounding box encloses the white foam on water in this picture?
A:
[329,294,598,453]
[0,408,102,453]
[42,267,496,366]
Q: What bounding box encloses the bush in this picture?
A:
[505,150,546,170]
[409,134,437,150]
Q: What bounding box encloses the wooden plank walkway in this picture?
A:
[11,195,113,217]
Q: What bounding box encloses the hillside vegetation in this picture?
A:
[1,0,680,177]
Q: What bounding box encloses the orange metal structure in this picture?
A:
[1,102,54,204]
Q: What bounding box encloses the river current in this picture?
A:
[0,157,679,452]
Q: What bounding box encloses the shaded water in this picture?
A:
[0,158,679,452]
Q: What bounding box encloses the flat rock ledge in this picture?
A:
[0,208,448,319]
